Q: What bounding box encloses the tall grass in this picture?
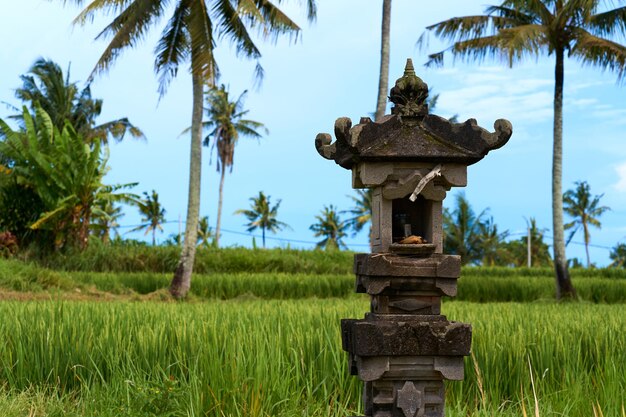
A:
[4,258,626,303]
[34,244,626,279]
[37,244,355,275]
[1,300,625,416]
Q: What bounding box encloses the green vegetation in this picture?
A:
[3,254,626,303]
[37,244,354,275]
[0,106,138,252]
[563,180,610,267]
[0,300,624,416]
[235,191,289,248]
[310,205,349,250]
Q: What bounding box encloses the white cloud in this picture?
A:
[615,162,626,192]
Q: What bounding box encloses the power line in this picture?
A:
[113,221,615,251]
[114,220,370,247]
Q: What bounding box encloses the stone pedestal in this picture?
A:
[342,254,470,417]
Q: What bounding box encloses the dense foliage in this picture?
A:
[0,107,137,251]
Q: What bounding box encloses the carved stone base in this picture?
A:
[365,379,445,417]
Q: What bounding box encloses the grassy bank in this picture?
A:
[30,244,626,278]
[3,257,626,303]
[0,300,624,416]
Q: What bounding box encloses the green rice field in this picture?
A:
[1,299,625,417]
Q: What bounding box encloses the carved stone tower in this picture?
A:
[315,59,512,417]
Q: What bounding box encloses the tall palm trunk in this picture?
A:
[374,0,391,121]
[262,227,266,248]
[170,73,203,299]
[215,165,226,247]
[552,48,576,299]
[583,221,591,268]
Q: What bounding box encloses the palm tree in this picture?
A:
[443,192,488,265]
[235,191,290,248]
[344,189,373,238]
[62,0,317,298]
[419,0,626,298]
[202,85,267,247]
[92,200,124,244]
[197,216,213,247]
[479,216,511,266]
[132,190,166,246]
[12,58,144,144]
[563,180,610,267]
[374,0,392,121]
[609,242,626,268]
[310,205,349,250]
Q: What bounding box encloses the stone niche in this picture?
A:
[354,162,467,254]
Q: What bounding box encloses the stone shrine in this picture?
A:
[315,59,512,417]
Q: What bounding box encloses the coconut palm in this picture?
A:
[197,216,213,247]
[235,191,289,248]
[563,180,610,267]
[443,192,488,265]
[419,0,626,298]
[310,205,349,250]
[344,189,373,238]
[92,200,124,244]
[479,216,511,266]
[132,190,166,246]
[609,242,626,268]
[12,58,144,144]
[202,85,267,247]
[374,0,392,121]
[62,0,317,298]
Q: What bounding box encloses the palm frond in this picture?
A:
[155,0,191,96]
[486,5,537,26]
[254,0,302,42]
[424,15,504,44]
[500,0,553,24]
[573,30,626,81]
[588,6,626,38]
[90,0,169,79]
[213,0,262,60]
[435,34,527,66]
[72,0,135,25]
[497,24,549,64]
[187,0,217,82]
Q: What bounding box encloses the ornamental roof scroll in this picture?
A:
[315,59,513,170]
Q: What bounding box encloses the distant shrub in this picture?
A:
[0,231,18,258]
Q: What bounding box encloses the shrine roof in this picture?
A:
[315,59,512,169]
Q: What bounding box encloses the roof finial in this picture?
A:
[404,58,416,76]
[389,58,429,124]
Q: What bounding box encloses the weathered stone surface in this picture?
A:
[355,253,460,279]
[354,162,467,190]
[342,319,471,357]
[351,355,465,382]
[316,114,511,170]
[371,295,441,315]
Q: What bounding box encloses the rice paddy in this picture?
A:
[1,299,624,416]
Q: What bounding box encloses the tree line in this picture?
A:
[1,0,625,301]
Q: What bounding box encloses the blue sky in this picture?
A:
[2,1,625,265]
